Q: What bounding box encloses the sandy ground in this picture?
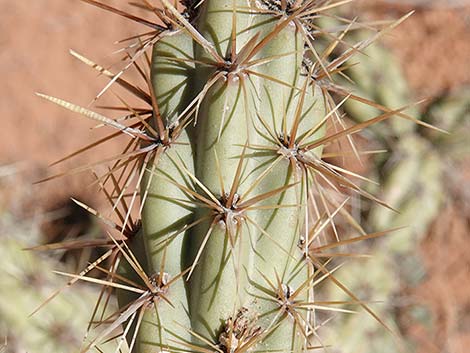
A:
[0,0,146,214]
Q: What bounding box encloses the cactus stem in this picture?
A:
[156,151,304,280]
[33,1,441,352]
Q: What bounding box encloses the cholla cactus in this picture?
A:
[34,1,429,352]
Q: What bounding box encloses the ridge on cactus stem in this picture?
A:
[32,1,435,352]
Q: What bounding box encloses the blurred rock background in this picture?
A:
[0,1,468,352]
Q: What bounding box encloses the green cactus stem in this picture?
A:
[34,1,426,352]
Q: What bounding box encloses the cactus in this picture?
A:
[316,13,468,350]
[0,213,120,353]
[33,1,429,352]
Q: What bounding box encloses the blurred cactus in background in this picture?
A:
[0,213,120,353]
[317,13,470,352]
